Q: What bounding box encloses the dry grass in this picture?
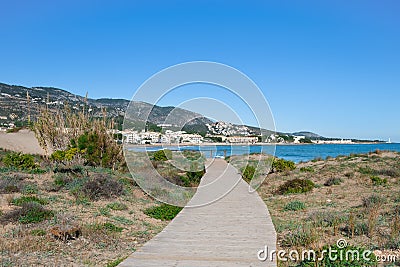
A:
[0,167,167,266]
[254,150,400,266]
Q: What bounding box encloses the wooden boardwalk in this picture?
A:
[119,158,277,267]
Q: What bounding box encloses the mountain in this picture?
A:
[0,82,212,132]
[0,82,326,139]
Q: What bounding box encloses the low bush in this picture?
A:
[153,149,172,161]
[2,152,38,170]
[0,202,54,224]
[272,158,296,173]
[11,196,48,206]
[324,177,343,186]
[284,200,306,211]
[144,204,182,221]
[0,175,25,193]
[370,175,387,186]
[81,174,124,201]
[241,165,256,182]
[277,178,315,194]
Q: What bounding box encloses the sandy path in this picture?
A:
[0,129,46,155]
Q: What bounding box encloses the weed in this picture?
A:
[21,184,39,194]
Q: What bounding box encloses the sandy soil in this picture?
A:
[0,129,46,155]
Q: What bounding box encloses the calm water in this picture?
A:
[128,143,400,163]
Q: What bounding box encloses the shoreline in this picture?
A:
[124,141,389,148]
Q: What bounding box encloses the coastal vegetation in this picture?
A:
[0,145,197,265]
[254,150,400,266]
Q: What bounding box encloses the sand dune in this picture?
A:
[0,129,46,155]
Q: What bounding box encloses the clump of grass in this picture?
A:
[300,166,314,172]
[241,165,256,182]
[107,202,128,211]
[11,196,48,206]
[277,178,315,195]
[144,204,182,221]
[284,200,306,211]
[281,225,318,247]
[324,177,343,186]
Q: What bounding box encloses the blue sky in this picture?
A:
[1,1,399,141]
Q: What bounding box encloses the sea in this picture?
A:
[128,143,400,163]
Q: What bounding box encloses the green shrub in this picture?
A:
[144,204,182,221]
[370,175,387,186]
[277,178,315,194]
[153,149,172,161]
[284,200,306,211]
[18,202,54,224]
[324,177,343,186]
[2,152,38,170]
[300,166,314,172]
[241,165,256,182]
[107,202,128,211]
[11,196,48,206]
[298,244,377,267]
[272,158,296,173]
